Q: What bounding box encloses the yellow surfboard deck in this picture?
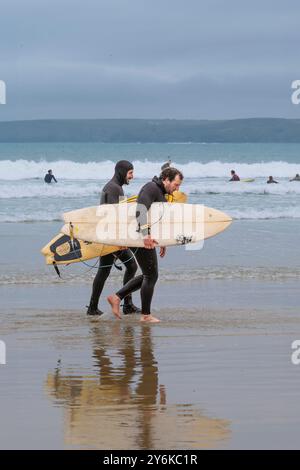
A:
[41,234,121,265]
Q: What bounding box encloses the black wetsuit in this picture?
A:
[44,173,57,183]
[115,176,167,315]
[89,160,138,312]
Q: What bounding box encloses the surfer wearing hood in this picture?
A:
[87,160,141,316]
[107,167,184,323]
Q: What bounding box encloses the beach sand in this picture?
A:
[0,220,300,449]
[1,298,300,449]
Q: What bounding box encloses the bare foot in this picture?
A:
[140,314,160,323]
[107,294,121,319]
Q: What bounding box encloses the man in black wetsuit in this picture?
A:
[108,167,184,323]
[161,158,172,171]
[87,160,141,316]
[44,169,57,183]
[229,170,240,181]
[267,176,278,184]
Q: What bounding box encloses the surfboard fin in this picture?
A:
[53,263,61,278]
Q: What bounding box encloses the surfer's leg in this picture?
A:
[107,274,141,319]
[117,249,138,285]
[108,272,143,319]
[115,249,139,309]
[108,248,159,321]
[135,248,159,319]
[88,253,114,313]
[114,274,144,300]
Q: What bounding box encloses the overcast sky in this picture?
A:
[1,0,300,120]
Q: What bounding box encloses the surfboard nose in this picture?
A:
[205,207,232,223]
[202,207,232,239]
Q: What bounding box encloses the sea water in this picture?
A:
[0,142,300,222]
[0,142,299,283]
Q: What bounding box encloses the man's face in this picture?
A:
[125,169,134,184]
[163,174,182,194]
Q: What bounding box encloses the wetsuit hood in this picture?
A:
[114,160,134,186]
[152,175,167,194]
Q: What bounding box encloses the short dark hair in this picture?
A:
[160,167,183,181]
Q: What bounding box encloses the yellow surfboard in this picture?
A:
[166,190,188,203]
[41,234,121,266]
[41,191,188,265]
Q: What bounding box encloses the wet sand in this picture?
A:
[1,303,300,449]
[1,220,300,449]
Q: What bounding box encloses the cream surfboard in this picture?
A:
[41,192,188,265]
[60,202,232,248]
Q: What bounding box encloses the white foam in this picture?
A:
[0,213,61,222]
[188,180,300,195]
[231,207,300,220]
[1,266,300,285]
[0,158,299,180]
[0,182,101,199]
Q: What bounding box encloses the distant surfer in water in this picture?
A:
[44,169,57,183]
[161,158,172,171]
[290,174,300,181]
[87,160,141,316]
[229,170,240,181]
[267,176,278,184]
[107,167,184,323]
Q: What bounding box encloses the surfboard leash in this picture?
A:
[53,200,164,280]
[52,248,139,280]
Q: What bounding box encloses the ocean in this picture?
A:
[1,140,299,287]
[0,142,300,223]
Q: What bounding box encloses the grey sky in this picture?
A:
[1,0,300,120]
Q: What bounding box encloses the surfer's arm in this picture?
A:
[52,175,57,183]
[136,189,153,236]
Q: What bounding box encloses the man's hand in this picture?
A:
[159,246,166,258]
[143,236,158,249]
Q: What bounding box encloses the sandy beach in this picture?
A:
[1,304,300,449]
[1,219,300,449]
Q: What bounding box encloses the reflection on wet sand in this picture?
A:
[46,323,230,449]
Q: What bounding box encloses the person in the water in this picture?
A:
[87,160,141,316]
[267,176,278,184]
[229,170,240,181]
[44,169,57,183]
[290,174,300,181]
[161,158,172,171]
